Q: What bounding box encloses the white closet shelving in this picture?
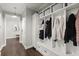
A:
[33,3,79,56]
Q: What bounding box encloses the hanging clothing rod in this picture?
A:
[39,3,57,14]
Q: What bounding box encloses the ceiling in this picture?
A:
[0,3,52,15]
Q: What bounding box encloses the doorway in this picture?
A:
[5,14,21,41]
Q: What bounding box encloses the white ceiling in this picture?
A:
[0,3,52,15]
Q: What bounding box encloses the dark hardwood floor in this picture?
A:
[1,38,42,56]
[26,47,42,56]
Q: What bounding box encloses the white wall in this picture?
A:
[0,13,5,50]
[5,14,21,39]
[32,13,39,48]
[22,17,27,48]
[0,9,6,51]
[0,9,22,52]
[21,8,35,49]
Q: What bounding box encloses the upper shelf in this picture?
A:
[39,3,79,19]
[40,13,52,19]
[66,3,79,11]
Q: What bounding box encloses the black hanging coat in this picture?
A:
[39,30,44,40]
[64,13,77,46]
[45,17,52,39]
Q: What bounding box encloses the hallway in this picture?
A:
[0,3,51,56]
[1,38,42,56]
[0,3,79,56]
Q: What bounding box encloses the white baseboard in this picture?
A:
[0,43,6,56]
[19,40,22,43]
[23,44,33,50]
[0,43,6,51]
[20,41,33,50]
[25,45,33,49]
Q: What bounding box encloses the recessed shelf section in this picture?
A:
[39,3,79,19]
[39,12,44,18]
[53,3,63,12]
[40,13,52,19]
[44,8,50,16]
[66,3,79,11]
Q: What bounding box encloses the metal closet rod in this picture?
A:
[39,3,57,14]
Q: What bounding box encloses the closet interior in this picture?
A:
[32,3,79,56]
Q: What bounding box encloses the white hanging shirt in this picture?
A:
[54,15,66,41]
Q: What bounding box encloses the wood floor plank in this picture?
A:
[1,38,42,56]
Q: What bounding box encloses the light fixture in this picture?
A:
[12,7,17,18]
[12,15,17,18]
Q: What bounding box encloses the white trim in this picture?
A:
[0,43,6,56]
[23,43,33,49]
[25,45,33,49]
[19,40,22,43]
[24,44,33,50]
[0,43,6,51]
[20,41,33,49]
